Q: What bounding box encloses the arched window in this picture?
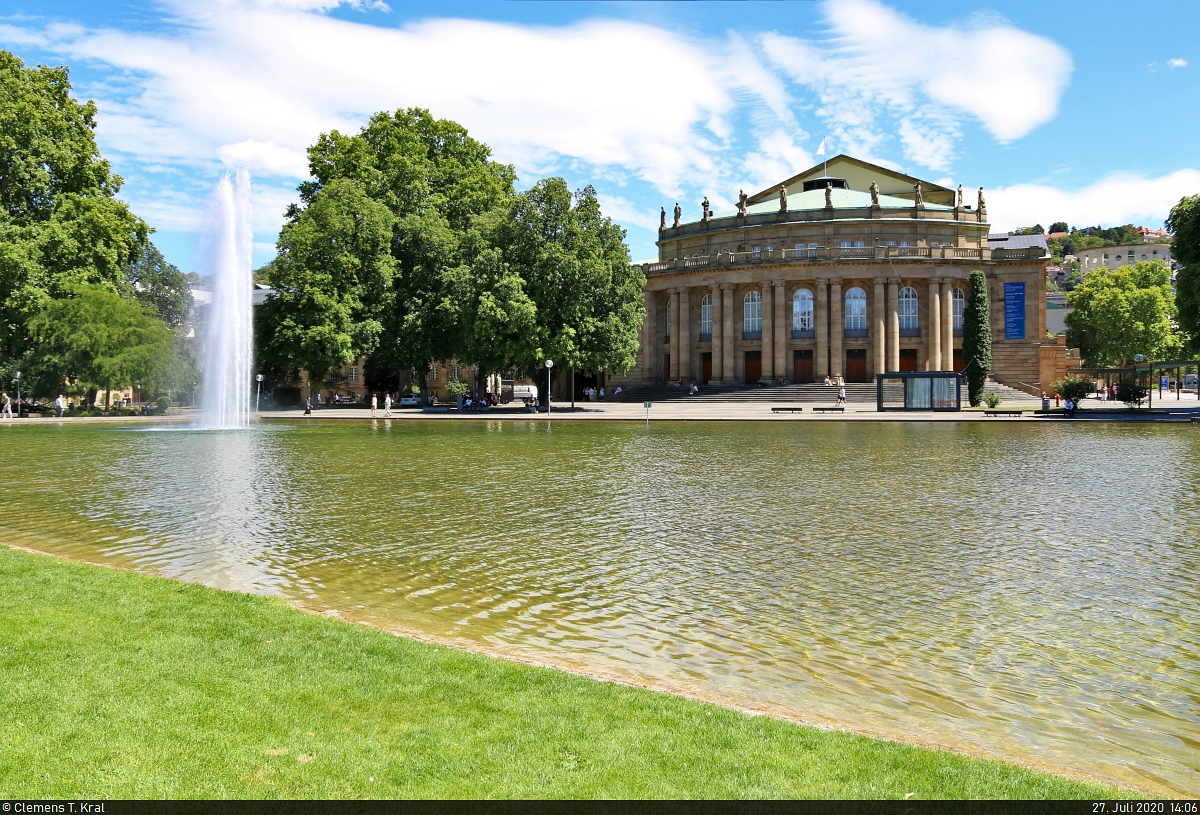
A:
[845,287,867,336]
[952,288,965,333]
[744,290,762,336]
[665,299,671,337]
[899,287,919,335]
[700,293,713,336]
[792,289,814,333]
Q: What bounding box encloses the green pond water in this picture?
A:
[1,419,1197,794]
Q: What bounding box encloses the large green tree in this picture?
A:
[257,177,396,387]
[1165,194,1200,354]
[961,269,992,407]
[1065,260,1181,365]
[0,50,150,363]
[27,284,175,407]
[124,241,191,328]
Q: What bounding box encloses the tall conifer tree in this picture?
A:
[962,269,992,407]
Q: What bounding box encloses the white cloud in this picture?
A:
[988,169,1200,232]
[1168,58,1187,68]
[217,140,309,177]
[762,0,1072,169]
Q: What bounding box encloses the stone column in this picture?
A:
[759,280,773,382]
[830,278,843,378]
[887,280,900,372]
[679,287,691,383]
[873,277,887,378]
[721,284,734,384]
[710,283,722,382]
[815,279,829,378]
[942,280,955,371]
[773,281,786,382]
[928,278,942,371]
[643,291,656,382]
[668,289,680,380]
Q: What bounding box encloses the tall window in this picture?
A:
[845,287,867,331]
[808,243,819,258]
[665,299,671,337]
[899,287,918,333]
[428,363,439,382]
[744,290,762,334]
[793,289,814,331]
[347,366,359,383]
[700,293,712,335]
[952,288,965,331]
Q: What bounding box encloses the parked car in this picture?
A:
[399,395,420,407]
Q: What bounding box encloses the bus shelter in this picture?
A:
[1077,360,1199,406]
[876,371,962,412]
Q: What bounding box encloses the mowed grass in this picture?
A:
[0,546,1131,799]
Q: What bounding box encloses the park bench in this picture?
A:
[1191,416,1199,423]
[983,410,1024,417]
[813,406,844,413]
[771,406,804,413]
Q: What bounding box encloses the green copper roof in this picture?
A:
[710,187,953,222]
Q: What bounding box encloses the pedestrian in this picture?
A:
[384,393,392,416]
[1065,398,1075,418]
[837,385,846,406]
[1041,391,1050,412]
[1055,393,1060,407]
[55,394,65,418]
[371,393,377,418]
[304,397,312,416]
[824,375,832,387]
[599,386,606,400]
[1,392,10,419]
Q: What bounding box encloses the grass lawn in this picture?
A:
[0,545,1132,799]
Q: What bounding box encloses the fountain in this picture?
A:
[198,169,254,428]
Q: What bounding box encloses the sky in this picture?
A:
[3,0,1198,271]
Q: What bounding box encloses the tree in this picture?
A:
[961,269,992,407]
[1011,224,1044,235]
[1049,221,1069,234]
[1052,376,1092,405]
[26,284,175,407]
[1165,194,1200,354]
[257,177,396,388]
[467,179,645,383]
[1065,261,1181,366]
[123,241,191,328]
[0,51,150,363]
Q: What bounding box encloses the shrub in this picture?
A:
[1052,377,1093,405]
[1117,381,1149,408]
[155,396,171,413]
[446,380,469,398]
[982,391,1001,408]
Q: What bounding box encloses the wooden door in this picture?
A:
[900,349,919,372]
[793,350,813,383]
[953,349,964,373]
[701,353,712,384]
[744,351,761,384]
[845,350,868,382]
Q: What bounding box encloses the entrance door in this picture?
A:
[664,353,671,382]
[900,349,919,372]
[953,349,964,373]
[793,349,814,383]
[701,352,713,384]
[744,351,762,384]
[845,349,868,382]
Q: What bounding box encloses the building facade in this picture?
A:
[1075,244,1173,274]
[612,156,1055,391]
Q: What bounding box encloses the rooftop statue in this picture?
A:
[737,189,748,216]
[779,185,788,213]
[913,182,924,207]
[673,202,682,228]
[977,187,987,221]
[869,181,880,207]
[957,184,964,209]
[660,206,666,232]
[825,181,833,208]
[702,196,711,222]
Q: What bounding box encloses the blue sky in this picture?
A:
[3,0,1197,272]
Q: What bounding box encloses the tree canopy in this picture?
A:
[1165,194,1200,354]
[961,269,992,407]
[1065,260,1181,365]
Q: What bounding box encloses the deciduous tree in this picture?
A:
[1065,261,1181,366]
[1165,194,1200,354]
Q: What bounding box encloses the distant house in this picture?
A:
[1075,244,1173,274]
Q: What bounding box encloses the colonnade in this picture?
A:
[647,276,961,384]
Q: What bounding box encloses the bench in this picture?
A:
[813,406,845,413]
[1192,416,1199,424]
[771,406,804,413]
[983,410,1024,417]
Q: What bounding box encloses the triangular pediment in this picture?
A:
[745,155,956,207]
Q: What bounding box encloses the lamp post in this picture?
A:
[255,374,264,413]
[13,371,20,419]
[545,359,553,420]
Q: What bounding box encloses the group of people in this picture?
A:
[824,375,847,406]
[2,393,68,418]
[583,386,614,401]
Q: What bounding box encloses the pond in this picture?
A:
[1,419,1197,795]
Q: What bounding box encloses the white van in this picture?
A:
[511,385,538,401]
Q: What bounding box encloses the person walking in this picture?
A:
[55,394,65,418]
[304,397,312,416]
[837,385,846,406]
[371,393,377,418]
[384,393,392,416]
[1,392,10,419]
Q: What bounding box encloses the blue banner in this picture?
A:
[1004,282,1025,340]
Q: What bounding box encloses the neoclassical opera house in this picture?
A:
[614,155,1051,389]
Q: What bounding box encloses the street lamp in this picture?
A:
[13,371,20,419]
[255,374,264,413]
[545,359,553,419]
